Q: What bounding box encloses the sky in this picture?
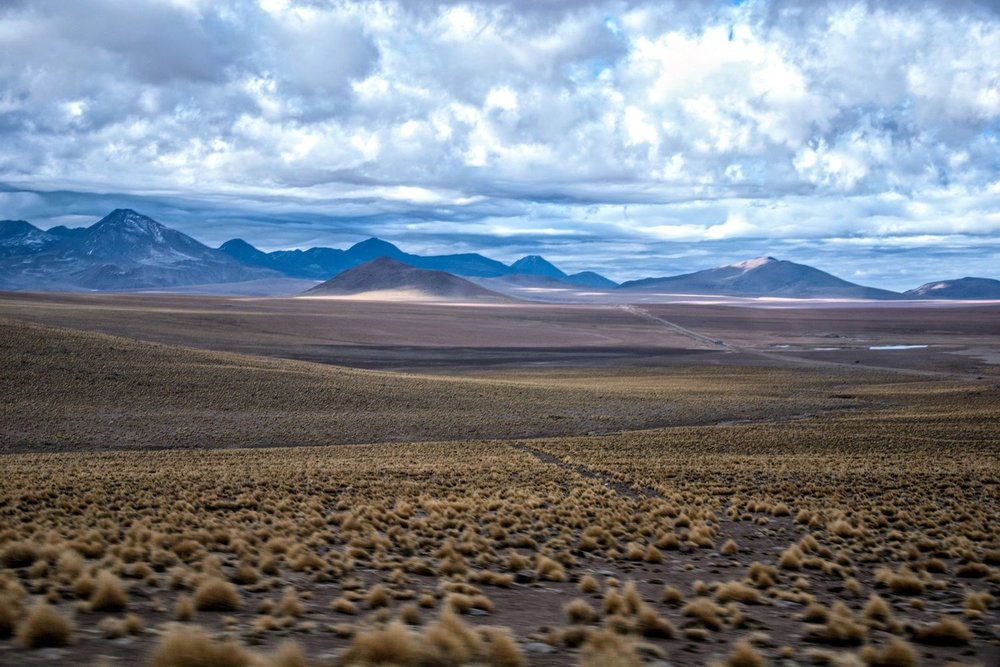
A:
[0,0,998,289]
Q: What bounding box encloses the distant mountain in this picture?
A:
[618,257,903,299]
[218,238,283,271]
[8,209,977,300]
[0,220,57,258]
[223,237,510,280]
[305,257,511,301]
[564,271,618,289]
[905,277,1000,300]
[267,247,350,279]
[46,225,88,240]
[0,209,276,291]
[510,255,567,280]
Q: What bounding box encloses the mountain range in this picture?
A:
[1,209,997,300]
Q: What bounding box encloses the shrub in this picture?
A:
[193,578,241,611]
[150,624,252,667]
[565,598,598,624]
[480,626,525,667]
[723,639,766,667]
[860,636,919,667]
[714,582,763,604]
[0,541,38,568]
[17,603,73,648]
[90,570,127,611]
[332,597,358,615]
[175,593,195,620]
[0,596,19,638]
[912,617,972,645]
[579,574,600,594]
[278,587,303,617]
[580,629,641,667]
[535,555,565,582]
[682,597,723,631]
[635,604,676,638]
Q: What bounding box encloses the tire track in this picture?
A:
[511,442,663,500]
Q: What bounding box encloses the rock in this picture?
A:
[524,642,555,654]
[514,569,536,584]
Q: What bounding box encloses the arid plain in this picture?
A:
[1,291,998,666]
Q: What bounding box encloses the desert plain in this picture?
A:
[1,291,998,667]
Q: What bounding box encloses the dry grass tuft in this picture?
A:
[565,598,599,624]
[0,541,38,569]
[535,555,566,582]
[715,581,763,604]
[480,626,526,667]
[193,577,241,611]
[682,597,724,631]
[17,603,73,648]
[90,570,128,611]
[580,628,642,667]
[579,574,600,594]
[912,617,972,645]
[150,624,253,667]
[720,638,766,667]
[860,636,920,667]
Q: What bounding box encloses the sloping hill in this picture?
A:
[304,257,512,301]
[564,271,618,289]
[0,210,276,290]
[906,277,1000,300]
[619,257,903,299]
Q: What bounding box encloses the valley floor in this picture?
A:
[0,292,998,666]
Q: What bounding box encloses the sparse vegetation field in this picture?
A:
[0,296,998,665]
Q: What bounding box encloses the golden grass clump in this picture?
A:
[636,604,677,638]
[90,570,128,611]
[912,617,972,645]
[565,598,599,624]
[278,587,304,617]
[0,541,38,569]
[963,590,994,618]
[719,638,766,667]
[580,628,642,667]
[535,554,566,582]
[150,624,253,667]
[17,603,74,648]
[175,593,195,620]
[98,613,143,638]
[366,584,391,609]
[662,585,684,604]
[479,626,526,667]
[860,636,920,667]
[579,574,600,594]
[682,597,724,631]
[193,577,241,611]
[806,602,867,646]
[715,581,763,604]
[332,597,358,615]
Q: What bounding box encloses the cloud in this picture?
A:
[0,0,997,287]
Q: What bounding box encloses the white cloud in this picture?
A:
[0,0,997,285]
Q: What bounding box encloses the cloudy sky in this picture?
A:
[1,0,998,288]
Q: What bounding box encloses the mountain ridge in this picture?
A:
[1,209,996,298]
[617,256,903,300]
